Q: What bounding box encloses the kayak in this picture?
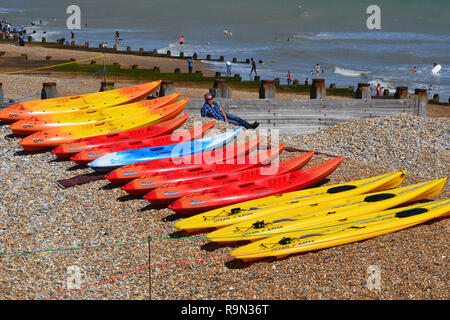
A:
[105,136,264,184]
[8,92,180,135]
[230,198,450,261]
[168,155,343,215]
[173,170,406,232]
[206,178,446,242]
[52,114,189,158]
[18,98,188,151]
[0,81,160,123]
[144,151,314,203]
[70,121,216,165]
[88,127,242,171]
[123,144,286,197]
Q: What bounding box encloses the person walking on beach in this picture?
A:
[428,84,433,98]
[287,70,293,85]
[114,31,120,45]
[187,58,193,73]
[376,83,382,96]
[226,61,232,77]
[179,35,184,46]
[201,93,259,129]
[249,58,257,80]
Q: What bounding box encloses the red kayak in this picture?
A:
[122,144,286,196]
[167,156,344,214]
[52,113,189,158]
[69,121,216,165]
[105,136,264,184]
[143,151,315,205]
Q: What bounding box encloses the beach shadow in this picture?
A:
[49,157,72,163]
[101,182,122,190]
[5,132,21,139]
[168,228,210,239]
[66,164,87,171]
[14,149,48,156]
[116,194,142,202]
[162,213,185,222]
[138,203,168,212]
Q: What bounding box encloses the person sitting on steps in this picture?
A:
[201,93,259,129]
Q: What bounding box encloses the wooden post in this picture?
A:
[310,79,326,99]
[126,46,131,52]
[0,83,4,103]
[160,80,175,96]
[41,82,58,99]
[84,42,89,47]
[215,72,221,78]
[100,81,115,92]
[259,80,276,99]
[206,54,211,60]
[383,89,390,96]
[394,87,409,99]
[166,50,171,57]
[414,89,428,116]
[356,83,371,99]
[179,52,184,58]
[211,79,232,98]
[232,57,237,63]
[139,48,144,54]
[193,53,198,60]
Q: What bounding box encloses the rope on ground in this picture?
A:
[0,54,106,75]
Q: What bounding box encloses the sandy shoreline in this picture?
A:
[0,44,448,301]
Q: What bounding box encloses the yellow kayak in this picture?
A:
[0,81,161,123]
[174,171,407,232]
[9,92,181,135]
[206,178,446,242]
[19,98,188,151]
[230,198,450,261]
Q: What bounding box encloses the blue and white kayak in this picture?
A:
[88,128,242,171]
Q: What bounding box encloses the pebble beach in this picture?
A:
[0,105,448,299]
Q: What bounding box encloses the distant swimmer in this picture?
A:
[409,66,417,72]
[206,40,210,45]
[432,62,441,74]
[224,29,232,38]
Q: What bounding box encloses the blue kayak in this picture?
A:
[88,128,242,171]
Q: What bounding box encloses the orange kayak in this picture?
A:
[8,92,180,135]
[0,81,160,123]
[19,98,188,151]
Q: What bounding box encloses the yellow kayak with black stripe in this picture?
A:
[206,178,446,242]
[174,171,406,232]
[230,198,450,261]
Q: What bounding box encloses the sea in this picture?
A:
[2,0,450,99]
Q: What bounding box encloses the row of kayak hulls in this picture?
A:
[1,83,447,263]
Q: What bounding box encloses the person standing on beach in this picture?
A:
[179,35,184,46]
[187,58,193,73]
[428,84,433,98]
[114,31,120,45]
[315,64,321,77]
[376,83,382,96]
[249,58,257,80]
[70,31,75,42]
[287,70,292,85]
[201,93,259,129]
[226,61,232,77]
